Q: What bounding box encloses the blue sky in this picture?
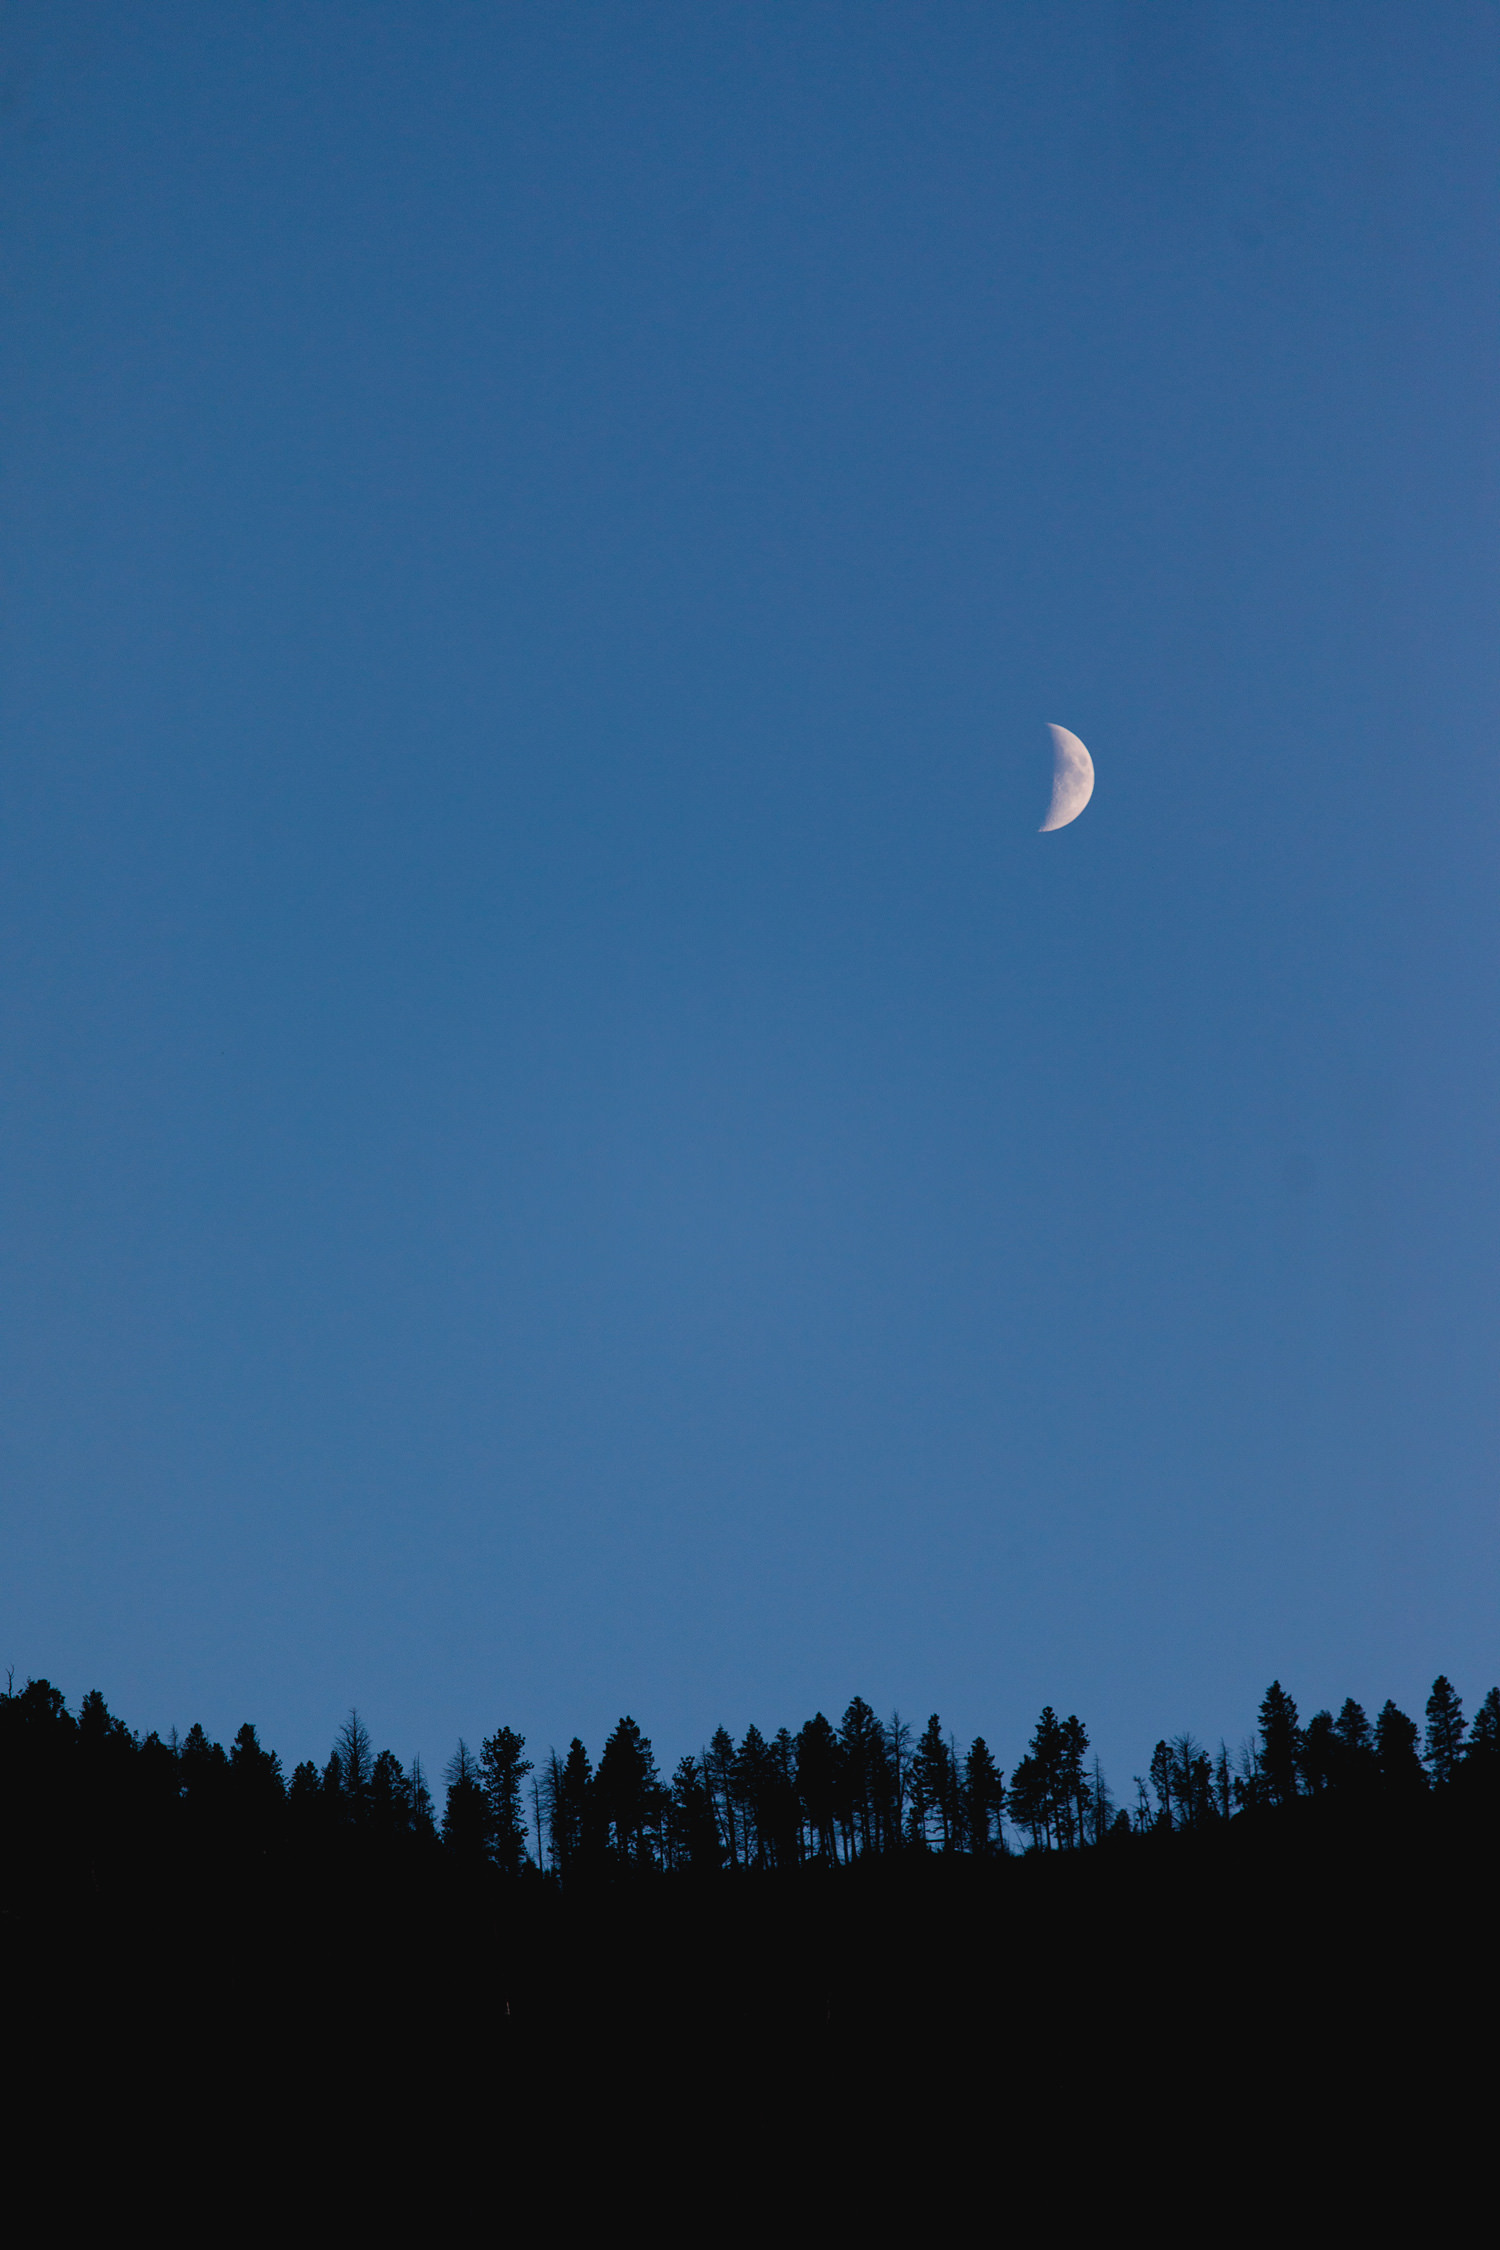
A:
[2,2,1497,1784]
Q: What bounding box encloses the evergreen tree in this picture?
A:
[479,1726,533,1875]
[1257,1683,1302,1806]
[1,1677,73,1742]
[1166,1735,1212,1829]
[228,1722,285,1824]
[1008,1756,1046,1846]
[76,1688,133,1764]
[1059,1716,1091,1846]
[136,1730,182,1820]
[963,1739,1005,1855]
[596,1717,663,1868]
[704,1727,740,1867]
[1463,1688,1500,1780]
[837,1698,887,1858]
[794,1714,841,1864]
[408,1754,437,1838]
[288,1760,321,1806]
[442,1740,488,1863]
[543,1739,594,1873]
[666,1755,723,1872]
[1423,1677,1466,1786]
[1300,1711,1338,1797]
[1374,1701,1426,1795]
[1014,1708,1071,1847]
[731,1726,800,1868]
[367,1748,412,1836]
[70,1690,139,1874]
[913,1715,958,1850]
[1010,1710,1071,1848]
[180,1723,229,1811]
[766,1730,802,1867]
[1331,1699,1376,1789]
[732,1725,773,1867]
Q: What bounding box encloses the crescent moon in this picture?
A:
[1040,724,1094,832]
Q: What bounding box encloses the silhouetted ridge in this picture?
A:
[5,1669,1498,1906]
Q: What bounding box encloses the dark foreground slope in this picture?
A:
[5,1683,1496,2219]
[11,1791,1496,2139]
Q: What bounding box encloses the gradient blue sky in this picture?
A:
[2,2,1497,1785]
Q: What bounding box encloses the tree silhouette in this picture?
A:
[883,1713,913,1850]
[1010,1710,1059,1847]
[367,1748,411,1836]
[1424,1678,1466,1786]
[963,1739,1005,1855]
[288,1760,321,1812]
[596,1717,662,1867]
[732,1725,774,1868]
[837,1698,888,1858]
[913,1715,958,1850]
[666,1755,722,1873]
[1213,1744,1234,1821]
[1300,1711,1338,1796]
[543,1739,594,1873]
[1257,1684,1302,1807]
[334,1710,373,1815]
[1010,1708,1087,1848]
[228,1722,285,1827]
[180,1723,229,1813]
[1374,1702,1426,1796]
[442,1740,488,1863]
[1331,1700,1376,1790]
[794,1714,840,1865]
[1059,1716,1091,1845]
[703,1728,739,1867]
[1464,1688,1500,1780]
[480,1727,533,1875]
[408,1754,436,1838]
[1159,1735,1213,1830]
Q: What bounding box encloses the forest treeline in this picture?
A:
[4,1667,1498,1896]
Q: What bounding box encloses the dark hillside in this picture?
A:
[6,1671,1497,2195]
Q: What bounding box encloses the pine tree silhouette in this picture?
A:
[1374,1702,1426,1795]
[1423,1678,1466,1786]
[442,1740,488,1863]
[479,1727,533,1874]
[596,1717,663,1867]
[1257,1684,1302,1807]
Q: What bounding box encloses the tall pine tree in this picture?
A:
[1257,1683,1302,1807]
[1423,1678,1465,1786]
[479,1726,533,1875]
